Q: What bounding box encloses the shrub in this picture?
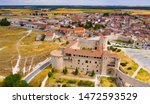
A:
[72,68,79,75]
[51,68,57,73]
[67,79,77,84]
[116,49,121,52]
[77,80,94,87]
[62,83,70,87]
[90,70,95,77]
[48,72,53,78]
[127,67,132,70]
[120,62,127,67]
[0,18,10,26]
[62,67,68,75]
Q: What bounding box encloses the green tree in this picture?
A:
[48,72,53,78]
[93,24,105,30]
[0,18,10,26]
[107,41,111,45]
[51,68,57,73]
[90,70,95,77]
[62,67,68,75]
[73,68,79,75]
[14,80,29,87]
[103,13,109,16]
[3,74,29,87]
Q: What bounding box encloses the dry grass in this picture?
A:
[100,77,117,87]
[51,8,118,14]
[115,51,138,76]
[130,10,150,15]
[0,27,59,76]
[135,68,150,83]
[29,66,51,87]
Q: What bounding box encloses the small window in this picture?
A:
[87,65,88,67]
[95,61,97,64]
[78,60,80,62]
[96,70,98,72]
[85,60,88,63]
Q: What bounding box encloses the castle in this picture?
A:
[50,36,120,76]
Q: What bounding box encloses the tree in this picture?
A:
[62,67,68,75]
[48,72,53,78]
[93,24,105,30]
[107,41,111,45]
[2,74,29,87]
[0,18,10,26]
[51,68,57,73]
[14,80,29,87]
[73,68,79,75]
[90,70,95,77]
[103,13,109,16]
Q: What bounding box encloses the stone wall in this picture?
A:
[116,68,150,87]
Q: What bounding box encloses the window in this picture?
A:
[96,70,98,72]
[87,65,88,67]
[85,60,88,63]
[95,61,97,64]
[89,61,91,63]
[78,60,80,62]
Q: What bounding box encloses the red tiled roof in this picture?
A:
[74,27,85,31]
[45,32,53,36]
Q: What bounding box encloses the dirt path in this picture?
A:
[12,30,32,74]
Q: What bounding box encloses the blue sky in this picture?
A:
[0,0,149,6]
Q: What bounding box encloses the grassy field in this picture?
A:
[29,66,51,87]
[130,10,150,15]
[46,77,94,87]
[100,77,117,87]
[135,68,150,83]
[45,67,94,87]
[51,8,120,14]
[115,51,138,76]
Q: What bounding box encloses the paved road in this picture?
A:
[23,60,51,83]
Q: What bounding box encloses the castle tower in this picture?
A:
[99,36,108,51]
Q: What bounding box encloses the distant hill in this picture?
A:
[0,5,150,10]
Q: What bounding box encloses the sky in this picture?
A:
[0,0,149,6]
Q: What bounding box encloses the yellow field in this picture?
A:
[135,68,150,83]
[0,27,59,76]
[100,77,117,87]
[130,10,150,15]
[115,51,138,76]
[51,8,119,14]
